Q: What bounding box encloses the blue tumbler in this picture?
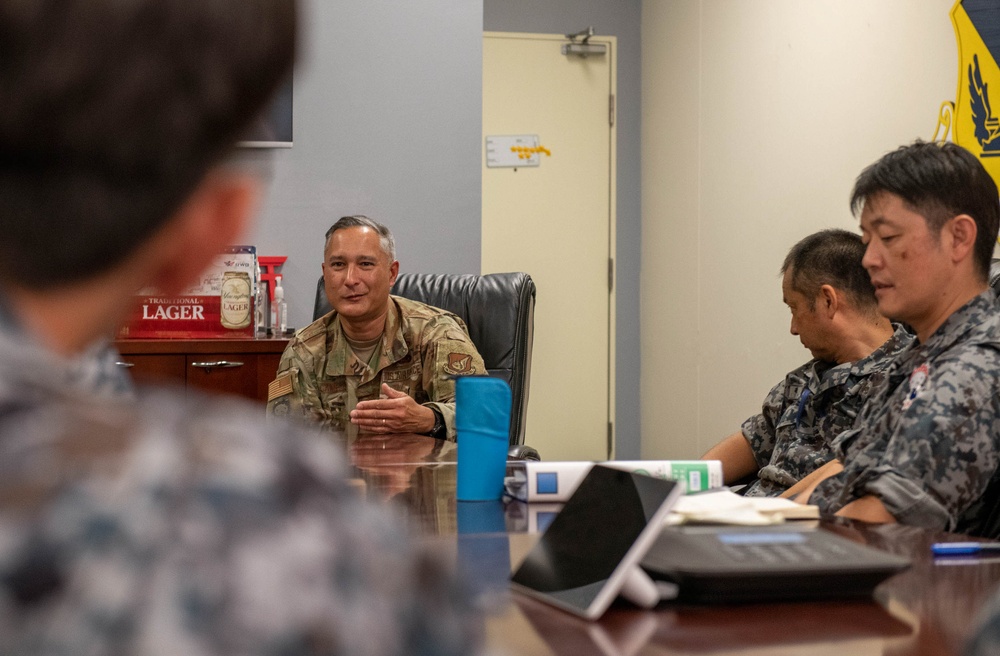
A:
[455,376,511,501]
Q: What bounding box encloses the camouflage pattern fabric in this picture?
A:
[267,296,485,441]
[0,303,483,655]
[65,341,134,400]
[0,301,133,404]
[966,588,1000,656]
[743,327,912,497]
[811,292,1000,535]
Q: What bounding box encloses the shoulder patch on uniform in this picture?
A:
[268,372,294,401]
[901,363,929,411]
[445,353,474,375]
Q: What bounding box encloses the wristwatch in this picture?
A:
[427,407,447,439]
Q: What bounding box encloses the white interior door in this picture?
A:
[482,32,616,461]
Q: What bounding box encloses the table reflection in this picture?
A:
[323,430,1000,654]
[349,433,450,502]
[514,594,661,656]
[340,432,531,535]
[347,431,456,468]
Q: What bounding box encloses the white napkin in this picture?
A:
[666,489,819,526]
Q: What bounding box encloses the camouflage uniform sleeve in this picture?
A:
[419,316,486,441]
[220,417,484,654]
[266,341,324,426]
[825,354,1000,529]
[741,373,798,469]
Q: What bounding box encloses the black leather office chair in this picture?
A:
[314,272,539,460]
[990,258,1000,298]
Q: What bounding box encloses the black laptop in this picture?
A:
[640,524,910,603]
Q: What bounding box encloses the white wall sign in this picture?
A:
[485,134,544,168]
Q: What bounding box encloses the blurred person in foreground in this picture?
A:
[702,229,910,496]
[0,1,481,654]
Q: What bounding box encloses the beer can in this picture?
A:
[220,271,252,329]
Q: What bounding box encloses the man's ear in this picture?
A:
[388,260,400,287]
[818,284,839,319]
[946,214,978,265]
[149,172,261,294]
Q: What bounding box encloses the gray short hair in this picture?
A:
[325,215,396,261]
[781,229,877,316]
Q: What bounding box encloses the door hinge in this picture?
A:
[608,257,614,292]
[609,93,616,126]
[607,421,614,459]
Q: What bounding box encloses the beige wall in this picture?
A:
[641,0,957,459]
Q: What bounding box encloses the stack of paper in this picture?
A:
[666,489,820,526]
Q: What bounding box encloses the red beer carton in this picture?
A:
[118,246,257,339]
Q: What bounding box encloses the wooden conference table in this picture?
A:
[345,432,1000,655]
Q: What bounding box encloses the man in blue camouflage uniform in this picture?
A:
[703,230,911,496]
[0,2,481,654]
[792,141,1000,535]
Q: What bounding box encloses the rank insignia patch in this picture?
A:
[446,353,474,375]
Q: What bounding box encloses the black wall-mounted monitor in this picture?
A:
[239,78,293,148]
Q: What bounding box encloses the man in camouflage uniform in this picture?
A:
[0,2,482,653]
[267,215,485,441]
[794,142,1000,535]
[702,229,911,496]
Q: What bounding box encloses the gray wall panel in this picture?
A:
[249,0,484,331]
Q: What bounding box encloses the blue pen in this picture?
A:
[932,542,1000,556]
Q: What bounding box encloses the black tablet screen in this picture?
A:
[511,465,679,617]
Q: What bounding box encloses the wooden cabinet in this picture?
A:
[113,338,289,403]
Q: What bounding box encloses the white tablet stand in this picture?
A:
[619,566,679,608]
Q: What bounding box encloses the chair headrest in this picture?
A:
[990,258,1000,299]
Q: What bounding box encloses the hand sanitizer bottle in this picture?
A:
[255,261,267,335]
[272,275,287,335]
